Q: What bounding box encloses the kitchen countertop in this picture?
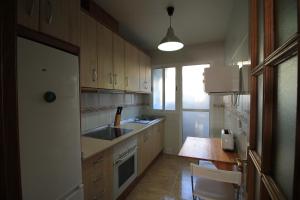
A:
[81,118,165,160]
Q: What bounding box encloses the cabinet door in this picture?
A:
[139,52,146,92]
[18,0,39,31]
[144,55,152,93]
[80,12,98,88]
[40,0,79,45]
[82,149,113,200]
[66,0,80,46]
[152,125,161,158]
[138,129,151,174]
[113,34,125,90]
[125,42,140,91]
[97,24,114,89]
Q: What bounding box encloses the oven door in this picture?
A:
[113,148,137,199]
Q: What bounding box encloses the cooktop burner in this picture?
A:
[84,127,133,140]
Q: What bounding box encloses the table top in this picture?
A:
[178,137,238,164]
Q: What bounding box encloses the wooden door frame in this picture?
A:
[0,0,22,199]
[248,0,300,199]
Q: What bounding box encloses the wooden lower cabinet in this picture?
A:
[138,121,164,175]
[82,148,113,200]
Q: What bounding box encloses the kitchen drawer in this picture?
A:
[84,154,105,177]
[84,175,106,200]
[82,148,113,200]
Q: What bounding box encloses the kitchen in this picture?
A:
[1,0,299,200]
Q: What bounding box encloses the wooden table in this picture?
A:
[178,137,239,170]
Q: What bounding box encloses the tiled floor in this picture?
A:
[126,154,197,200]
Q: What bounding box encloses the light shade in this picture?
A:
[158,27,184,51]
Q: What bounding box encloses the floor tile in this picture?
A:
[125,154,196,200]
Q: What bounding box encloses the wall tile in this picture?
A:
[81,92,149,132]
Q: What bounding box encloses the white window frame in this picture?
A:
[151,67,176,111]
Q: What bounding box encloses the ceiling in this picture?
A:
[95,0,234,50]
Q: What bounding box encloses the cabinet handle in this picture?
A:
[114,74,117,85]
[92,68,97,82]
[47,0,53,24]
[109,73,113,84]
[28,0,35,16]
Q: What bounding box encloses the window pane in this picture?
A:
[272,56,297,200]
[182,65,210,109]
[152,69,163,109]
[164,67,176,110]
[275,0,297,46]
[258,0,264,64]
[182,111,210,142]
[256,74,263,157]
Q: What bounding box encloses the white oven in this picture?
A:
[113,138,137,200]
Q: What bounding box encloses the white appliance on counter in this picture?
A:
[203,66,239,94]
[221,129,235,151]
[113,137,138,200]
[17,37,83,200]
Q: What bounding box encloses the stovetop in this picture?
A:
[84,127,133,140]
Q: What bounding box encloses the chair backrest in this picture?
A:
[190,163,242,186]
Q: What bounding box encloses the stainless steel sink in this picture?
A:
[84,127,133,140]
[133,116,158,124]
[133,119,153,124]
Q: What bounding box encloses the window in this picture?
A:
[152,69,163,110]
[152,67,176,110]
[182,65,210,140]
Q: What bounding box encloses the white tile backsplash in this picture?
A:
[223,94,250,160]
[81,92,149,132]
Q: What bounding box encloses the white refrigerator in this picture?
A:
[17,37,83,200]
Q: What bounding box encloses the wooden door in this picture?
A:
[80,12,98,88]
[113,33,125,90]
[248,0,299,199]
[125,42,140,91]
[97,24,113,89]
[39,0,79,45]
[17,0,39,31]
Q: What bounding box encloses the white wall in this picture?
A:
[223,0,250,160]
[148,42,226,155]
[151,41,225,68]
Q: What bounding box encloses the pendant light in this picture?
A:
[158,6,184,51]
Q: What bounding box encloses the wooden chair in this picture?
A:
[190,163,242,200]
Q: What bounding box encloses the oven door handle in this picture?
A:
[114,146,137,166]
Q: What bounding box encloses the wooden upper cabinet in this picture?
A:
[113,34,125,90]
[139,52,151,93]
[66,0,80,46]
[139,52,146,92]
[80,12,98,88]
[97,24,114,89]
[145,55,151,93]
[125,42,140,91]
[18,0,79,45]
[18,0,39,31]
[40,0,68,42]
